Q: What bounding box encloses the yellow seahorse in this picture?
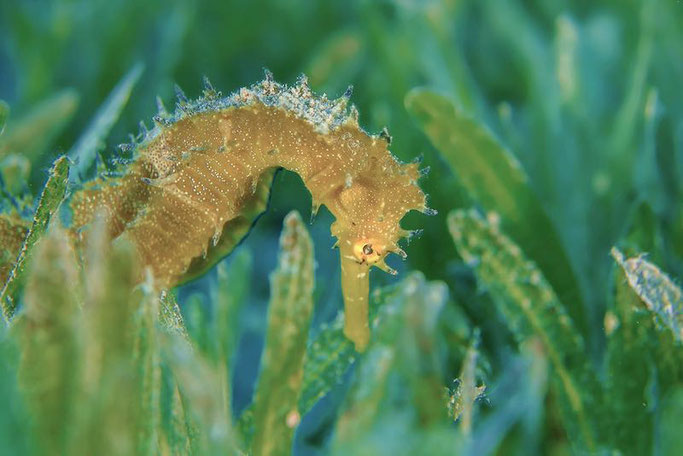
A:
[69,73,429,351]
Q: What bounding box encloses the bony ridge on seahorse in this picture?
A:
[69,71,431,352]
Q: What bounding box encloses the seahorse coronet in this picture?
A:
[67,71,428,351]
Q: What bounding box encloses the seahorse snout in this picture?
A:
[339,240,371,352]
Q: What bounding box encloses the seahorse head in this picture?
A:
[329,149,428,352]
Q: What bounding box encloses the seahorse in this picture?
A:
[69,72,429,351]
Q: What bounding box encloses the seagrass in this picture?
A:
[0,212,29,284]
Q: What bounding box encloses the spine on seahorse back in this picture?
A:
[69,73,429,351]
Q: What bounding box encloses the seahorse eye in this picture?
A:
[352,239,383,265]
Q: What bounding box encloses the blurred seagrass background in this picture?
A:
[0,0,682,455]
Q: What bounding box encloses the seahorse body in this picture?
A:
[70,74,428,351]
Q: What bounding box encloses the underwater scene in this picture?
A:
[0,0,681,455]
